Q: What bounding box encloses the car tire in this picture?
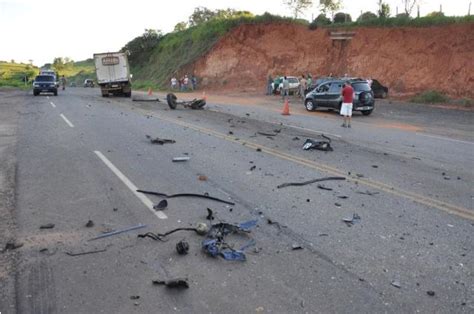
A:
[362,110,373,116]
[54,91,58,96]
[124,91,131,98]
[33,92,38,96]
[167,93,178,109]
[305,99,316,111]
[359,91,373,105]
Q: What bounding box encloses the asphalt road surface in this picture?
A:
[0,87,472,313]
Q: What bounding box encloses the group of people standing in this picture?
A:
[171,75,197,91]
[266,74,314,99]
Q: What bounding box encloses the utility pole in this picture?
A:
[417,5,420,18]
[469,1,472,16]
[440,4,442,13]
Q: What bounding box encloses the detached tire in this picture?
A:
[167,93,178,109]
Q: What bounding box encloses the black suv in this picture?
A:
[304,79,375,115]
[33,75,58,96]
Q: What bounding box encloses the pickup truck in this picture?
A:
[93,52,132,97]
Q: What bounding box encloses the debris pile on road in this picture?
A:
[302,135,333,151]
[167,93,206,110]
[145,135,176,145]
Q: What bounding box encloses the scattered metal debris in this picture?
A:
[391,281,401,288]
[145,135,176,145]
[250,165,256,171]
[277,176,345,189]
[88,224,147,241]
[302,135,333,151]
[152,278,189,289]
[130,296,140,300]
[206,208,215,220]
[372,165,379,168]
[257,132,278,137]
[39,223,55,229]
[172,157,190,162]
[153,199,168,211]
[292,244,303,250]
[292,137,300,141]
[166,93,206,110]
[85,220,94,228]
[357,190,379,196]
[202,220,257,261]
[256,148,262,152]
[338,196,349,199]
[4,242,23,251]
[66,248,108,256]
[138,224,209,242]
[176,240,190,255]
[137,190,235,205]
[317,184,333,191]
[426,291,435,296]
[343,214,361,226]
[334,203,342,207]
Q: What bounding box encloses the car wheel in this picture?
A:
[362,110,373,116]
[167,93,178,109]
[54,91,58,96]
[305,99,316,111]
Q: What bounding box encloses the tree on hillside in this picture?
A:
[402,0,418,16]
[283,0,313,18]
[308,13,331,29]
[357,11,377,22]
[377,0,390,17]
[427,11,445,17]
[174,22,188,32]
[319,0,342,16]
[121,29,163,66]
[333,12,352,23]
[188,7,216,26]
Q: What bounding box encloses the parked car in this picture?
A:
[370,79,388,98]
[84,79,94,87]
[304,79,375,115]
[272,76,300,95]
[33,75,58,96]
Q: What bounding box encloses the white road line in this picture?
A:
[94,151,167,220]
[50,102,56,108]
[60,114,74,128]
[416,133,474,145]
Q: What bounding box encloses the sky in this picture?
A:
[0,0,470,66]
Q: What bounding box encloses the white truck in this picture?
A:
[93,52,132,97]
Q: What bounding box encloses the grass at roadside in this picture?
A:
[0,62,38,89]
[410,90,473,107]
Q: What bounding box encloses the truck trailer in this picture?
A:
[93,52,132,97]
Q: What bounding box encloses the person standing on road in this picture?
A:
[60,75,66,90]
[340,81,354,128]
[299,74,307,99]
[266,75,273,95]
[191,75,197,90]
[171,77,177,89]
[183,75,189,91]
[281,76,289,100]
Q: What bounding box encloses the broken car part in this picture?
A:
[167,93,206,110]
[138,225,208,242]
[66,248,107,256]
[85,220,94,228]
[176,240,190,255]
[277,176,346,189]
[39,223,55,229]
[202,220,258,261]
[302,135,333,151]
[153,199,168,210]
[152,278,189,288]
[342,213,361,226]
[145,135,176,145]
[88,224,147,241]
[137,189,235,205]
[172,157,190,162]
[206,208,215,220]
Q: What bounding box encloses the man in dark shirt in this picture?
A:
[340,81,354,128]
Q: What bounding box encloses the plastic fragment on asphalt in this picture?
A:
[302,135,333,151]
[39,223,55,229]
[343,213,361,226]
[85,220,94,228]
[391,281,401,288]
[88,224,147,241]
[176,240,189,255]
[172,157,190,162]
[152,278,189,288]
[153,199,168,210]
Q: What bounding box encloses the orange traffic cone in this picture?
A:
[147,87,153,96]
[281,98,290,115]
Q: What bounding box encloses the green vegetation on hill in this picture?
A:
[64,58,96,85]
[0,62,38,88]
[123,12,305,89]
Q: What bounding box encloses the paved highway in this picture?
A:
[0,87,472,313]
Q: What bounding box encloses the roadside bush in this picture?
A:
[426,11,445,18]
[411,90,448,103]
[357,11,377,22]
[309,14,331,29]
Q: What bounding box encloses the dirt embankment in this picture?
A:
[192,23,474,98]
